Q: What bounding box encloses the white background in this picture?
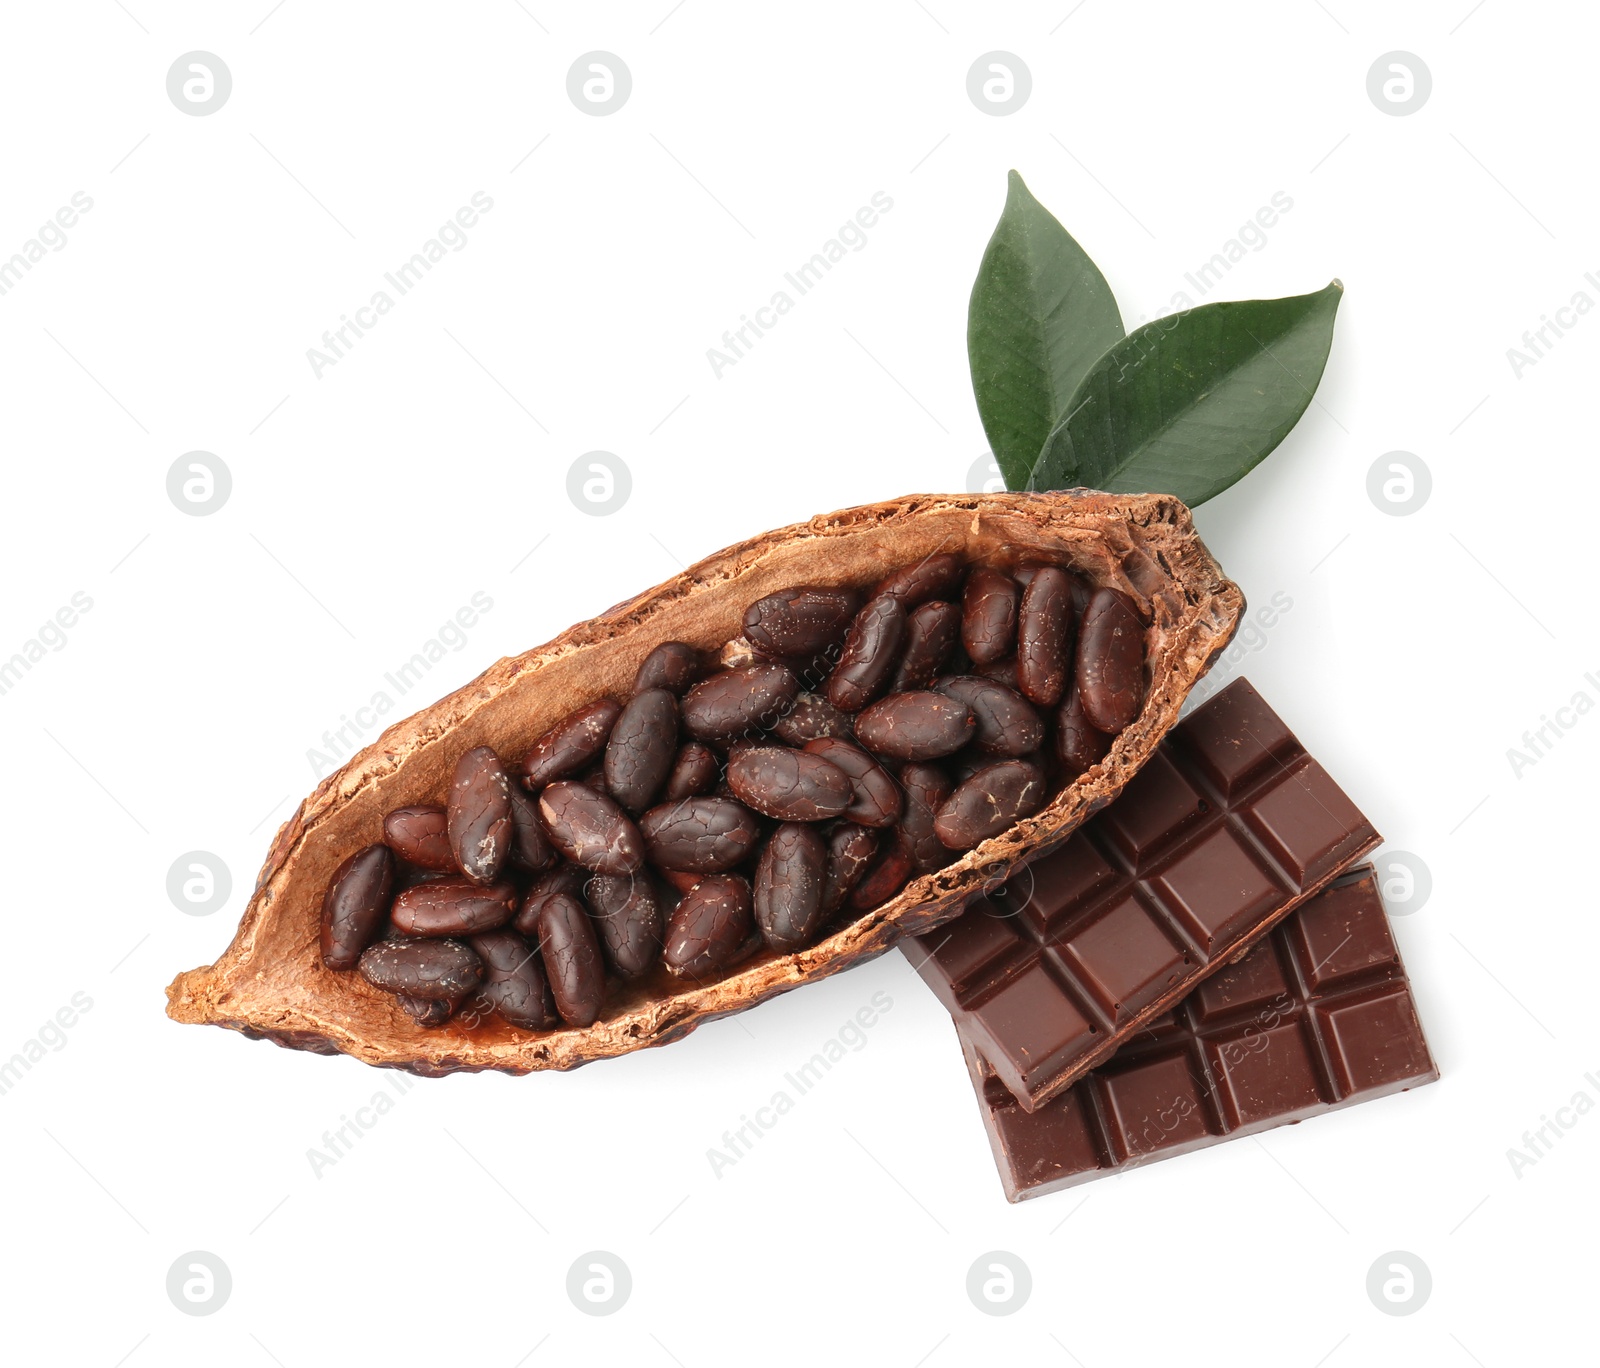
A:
[0,2,1593,1363]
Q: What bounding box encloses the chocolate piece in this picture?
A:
[904,679,1379,1111]
[961,865,1436,1200]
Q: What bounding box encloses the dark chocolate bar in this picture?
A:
[959,864,1437,1200]
[903,679,1380,1111]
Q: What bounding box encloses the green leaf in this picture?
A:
[968,170,1124,491]
[1030,281,1343,507]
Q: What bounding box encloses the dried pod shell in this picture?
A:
[167,491,1241,1076]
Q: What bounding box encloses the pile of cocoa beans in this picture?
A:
[320,553,1145,1033]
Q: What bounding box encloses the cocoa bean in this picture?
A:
[962,566,1018,666]
[900,763,954,873]
[1016,565,1074,707]
[933,676,1043,756]
[584,872,664,979]
[821,823,878,915]
[1057,679,1114,777]
[633,641,709,696]
[854,690,974,761]
[467,929,558,1029]
[662,742,721,802]
[802,737,903,827]
[604,687,679,812]
[934,760,1048,850]
[682,663,801,741]
[1076,586,1145,732]
[639,796,762,873]
[725,746,853,821]
[448,746,514,885]
[743,585,861,658]
[359,938,483,1001]
[389,878,517,937]
[825,596,905,712]
[754,823,828,951]
[521,699,623,788]
[772,692,854,746]
[382,806,454,873]
[663,874,757,979]
[872,552,965,606]
[538,782,645,875]
[535,893,606,1027]
[890,599,962,692]
[849,833,915,911]
[321,845,395,970]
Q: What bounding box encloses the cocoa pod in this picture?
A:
[168,491,1240,1077]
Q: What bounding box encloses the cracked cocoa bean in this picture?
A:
[535,893,606,1027]
[584,872,664,979]
[743,585,860,658]
[802,737,903,827]
[754,823,828,951]
[726,745,852,821]
[604,687,679,812]
[873,552,965,606]
[663,874,756,979]
[633,641,708,696]
[467,929,558,1029]
[506,784,557,872]
[521,699,623,788]
[538,781,645,875]
[890,599,962,692]
[826,596,905,712]
[772,692,853,746]
[359,938,483,1001]
[390,878,517,937]
[681,663,801,741]
[821,823,878,914]
[934,759,1048,850]
[448,746,514,885]
[1016,565,1074,707]
[900,763,954,873]
[663,742,721,802]
[382,806,454,872]
[513,864,587,935]
[854,690,974,761]
[640,795,762,873]
[933,676,1044,756]
[1077,586,1145,732]
[962,566,1018,666]
[1056,679,1113,777]
[849,832,914,911]
[321,844,395,970]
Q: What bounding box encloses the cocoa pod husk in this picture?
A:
[165,490,1242,1076]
